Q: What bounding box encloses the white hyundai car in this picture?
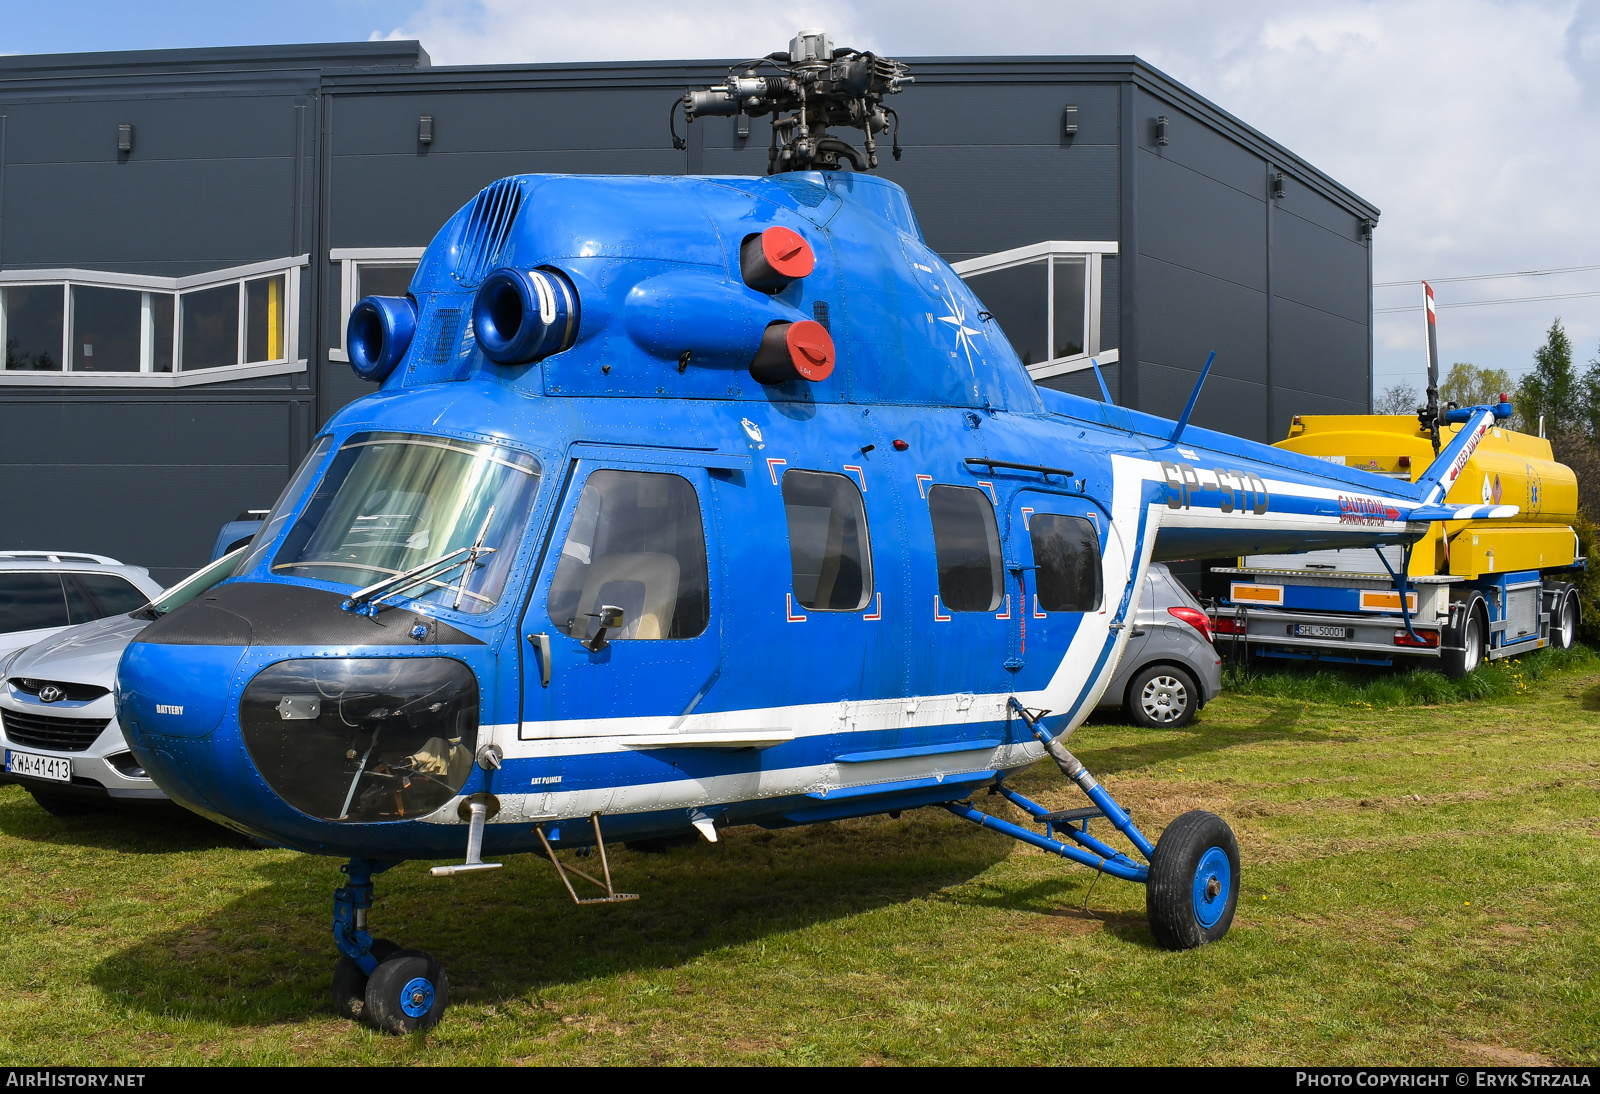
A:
[0,549,244,815]
[0,552,164,664]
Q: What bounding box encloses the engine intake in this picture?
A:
[473,267,580,365]
[347,295,417,382]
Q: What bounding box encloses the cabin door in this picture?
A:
[1002,488,1120,699]
[518,454,724,740]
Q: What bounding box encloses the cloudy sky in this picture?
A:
[6,0,1599,399]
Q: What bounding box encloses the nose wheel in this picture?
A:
[364,949,450,1034]
[331,859,451,1034]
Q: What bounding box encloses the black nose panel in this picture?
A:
[134,582,484,648]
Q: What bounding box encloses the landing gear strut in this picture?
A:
[331,858,450,1033]
[946,699,1239,949]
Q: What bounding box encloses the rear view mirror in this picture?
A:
[585,604,625,651]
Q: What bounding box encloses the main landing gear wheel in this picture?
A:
[1145,810,1240,950]
[364,949,449,1034]
[1126,665,1198,729]
[330,938,400,1022]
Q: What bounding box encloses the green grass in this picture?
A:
[1224,642,1600,708]
[2,653,1599,1065]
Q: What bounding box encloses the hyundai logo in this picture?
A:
[37,685,64,704]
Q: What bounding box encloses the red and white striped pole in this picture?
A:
[1422,280,1441,453]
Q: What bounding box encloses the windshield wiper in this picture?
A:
[451,507,497,611]
[340,506,497,616]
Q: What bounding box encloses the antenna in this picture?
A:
[1090,357,1114,404]
[1171,351,1216,444]
[1419,280,1442,455]
[671,29,912,174]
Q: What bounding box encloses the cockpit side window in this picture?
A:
[234,435,333,578]
[781,470,873,611]
[927,485,1003,612]
[547,470,709,641]
[1029,514,1102,612]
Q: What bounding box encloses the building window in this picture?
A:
[927,485,1004,613]
[781,470,873,611]
[951,241,1117,381]
[328,248,424,363]
[0,255,307,387]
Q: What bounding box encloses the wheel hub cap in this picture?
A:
[400,976,435,1018]
[1141,677,1188,723]
[1191,846,1231,928]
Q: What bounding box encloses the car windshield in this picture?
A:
[270,432,540,614]
[135,547,250,619]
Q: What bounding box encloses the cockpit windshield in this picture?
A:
[271,432,540,614]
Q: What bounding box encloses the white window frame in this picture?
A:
[0,255,308,387]
[952,241,1118,381]
[328,247,425,363]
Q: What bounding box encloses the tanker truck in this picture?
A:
[1205,403,1583,676]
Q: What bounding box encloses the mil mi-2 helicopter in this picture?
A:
[111,30,1518,1033]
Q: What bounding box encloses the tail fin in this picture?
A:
[1409,397,1516,507]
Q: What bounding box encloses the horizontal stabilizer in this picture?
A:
[1408,503,1520,522]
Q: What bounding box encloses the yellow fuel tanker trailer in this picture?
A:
[1207,403,1583,676]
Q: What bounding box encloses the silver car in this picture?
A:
[0,552,163,664]
[0,549,244,815]
[1097,563,1223,728]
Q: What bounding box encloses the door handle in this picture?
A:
[527,632,551,687]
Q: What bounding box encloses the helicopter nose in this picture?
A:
[117,642,246,742]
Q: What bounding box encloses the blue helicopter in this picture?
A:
[113,31,1516,1034]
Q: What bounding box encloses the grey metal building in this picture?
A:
[0,42,1378,583]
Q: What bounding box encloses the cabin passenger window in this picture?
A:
[1030,514,1102,612]
[781,470,872,611]
[547,470,710,642]
[927,485,1003,612]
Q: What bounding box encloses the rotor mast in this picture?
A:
[672,29,913,174]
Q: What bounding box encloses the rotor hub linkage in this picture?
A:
[672,28,912,174]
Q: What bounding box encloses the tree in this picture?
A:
[1583,343,1600,443]
[1373,380,1420,415]
[1439,362,1512,410]
[1513,318,1578,436]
